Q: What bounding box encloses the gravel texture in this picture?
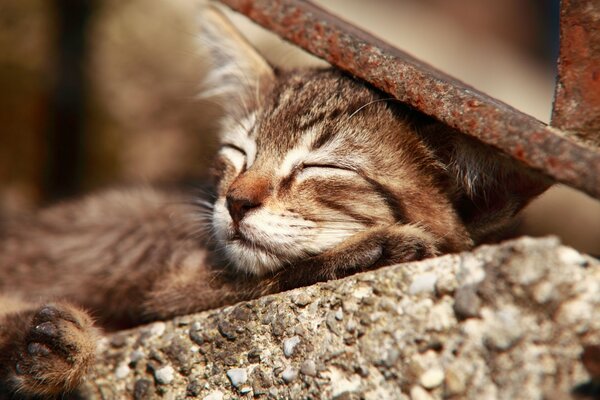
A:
[77,237,600,399]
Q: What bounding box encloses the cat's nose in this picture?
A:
[226,194,261,225]
[225,175,270,225]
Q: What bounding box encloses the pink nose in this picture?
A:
[226,194,262,225]
[225,174,270,225]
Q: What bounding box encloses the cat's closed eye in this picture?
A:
[301,163,353,172]
[221,143,246,156]
[294,163,358,182]
[217,145,247,173]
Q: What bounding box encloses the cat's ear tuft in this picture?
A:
[197,4,274,101]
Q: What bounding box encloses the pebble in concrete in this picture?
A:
[226,368,248,388]
[292,293,312,307]
[129,349,145,364]
[300,359,317,376]
[115,362,130,380]
[282,366,298,383]
[203,390,224,400]
[445,369,466,396]
[409,273,438,295]
[240,386,252,394]
[419,367,444,389]
[149,322,166,337]
[410,385,435,400]
[483,307,524,350]
[283,336,301,357]
[154,365,175,385]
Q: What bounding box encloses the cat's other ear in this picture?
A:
[417,122,551,242]
[444,131,551,242]
[198,4,274,101]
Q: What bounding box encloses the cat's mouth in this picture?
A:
[230,228,294,260]
[231,231,269,252]
[225,230,288,275]
[212,197,363,275]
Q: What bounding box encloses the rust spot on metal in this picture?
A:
[234,0,254,15]
[546,157,564,171]
[513,145,525,162]
[467,100,481,109]
[219,0,600,200]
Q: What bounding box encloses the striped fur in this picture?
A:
[0,5,548,397]
[211,69,473,276]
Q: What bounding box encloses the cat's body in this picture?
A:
[0,6,548,397]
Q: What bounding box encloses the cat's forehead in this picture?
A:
[254,69,377,149]
[264,69,374,122]
[218,68,393,171]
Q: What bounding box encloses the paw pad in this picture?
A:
[7,303,98,396]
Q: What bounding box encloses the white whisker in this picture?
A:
[347,97,397,120]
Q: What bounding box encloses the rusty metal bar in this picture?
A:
[552,0,600,147]
[217,0,600,200]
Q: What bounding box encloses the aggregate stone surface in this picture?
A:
[77,237,600,400]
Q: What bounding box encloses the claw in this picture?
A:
[35,321,58,337]
[15,362,26,375]
[37,306,59,320]
[27,342,51,356]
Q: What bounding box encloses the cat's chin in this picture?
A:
[224,238,286,276]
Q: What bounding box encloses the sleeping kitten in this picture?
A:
[0,5,548,397]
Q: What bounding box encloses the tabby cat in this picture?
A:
[0,5,548,397]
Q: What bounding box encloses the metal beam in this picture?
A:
[218,0,600,200]
[552,0,600,147]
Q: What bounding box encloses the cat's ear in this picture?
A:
[198,4,274,101]
[417,122,551,242]
[445,132,551,242]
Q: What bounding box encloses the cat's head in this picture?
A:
[198,6,472,276]
[198,5,548,276]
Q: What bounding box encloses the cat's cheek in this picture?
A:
[212,199,234,241]
[212,153,245,197]
[223,241,282,276]
[216,173,237,198]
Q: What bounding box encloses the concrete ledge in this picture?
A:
[78,237,600,399]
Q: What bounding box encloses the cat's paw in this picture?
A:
[278,224,439,290]
[319,224,439,272]
[11,303,98,397]
[379,224,439,265]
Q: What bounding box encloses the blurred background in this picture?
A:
[0,0,598,254]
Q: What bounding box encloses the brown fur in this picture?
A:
[0,5,549,397]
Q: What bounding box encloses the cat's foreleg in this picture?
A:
[0,298,99,397]
[142,226,439,318]
[277,224,440,290]
[141,264,258,320]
